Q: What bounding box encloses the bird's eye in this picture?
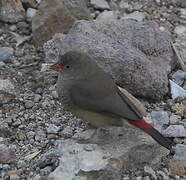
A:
[66,65,70,69]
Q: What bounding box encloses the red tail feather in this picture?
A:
[127,119,152,132]
[127,119,173,150]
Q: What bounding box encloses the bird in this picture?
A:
[51,51,174,150]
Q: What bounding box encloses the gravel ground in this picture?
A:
[1,0,186,179]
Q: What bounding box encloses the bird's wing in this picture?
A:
[70,80,144,121]
[117,86,147,118]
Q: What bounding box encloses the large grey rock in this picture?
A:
[0,0,25,23]
[32,0,92,46]
[44,19,174,100]
[48,125,169,180]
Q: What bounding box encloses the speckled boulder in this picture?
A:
[44,18,175,100]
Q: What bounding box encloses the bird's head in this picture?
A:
[51,51,95,80]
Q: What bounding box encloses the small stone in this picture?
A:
[97,11,117,21]
[123,176,130,180]
[162,168,170,175]
[172,70,186,86]
[36,88,43,94]
[27,131,35,140]
[22,0,37,8]
[0,147,16,164]
[0,62,5,67]
[159,26,165,31]
[174,25,186,35]
[173,144,186,168]
[174,138,183,144]
[0,79,15,94]
[0,0,25,23]
[12,119,21,128]
[8,170,20,179]
[40,166,53,176]
[34,94,42,102]
[17,21,29,30]
[47,124,60,134]
[41,63,50,72]
[119,1,133,13]
[3,164,11,170]
[169,160,185,176]
[155,0,161,4]
[175,175,181,180]
[24,100,34,109]
[26,8,37,22]
[144,166,157,180]
[150,111,169,125]
[16,132,27,141]
[60,126,73,138]
[35,130,46,141]
[90,0,110,10]
[170,80,186,100]
[171,103,185,117]
[17,160,27,168]
[157,171,169,180]
[9,25,17,31]
[163,125,186,137]
[136,176,142,180]
[0,47,14,62]
[32,175,41,180]
[36,151,59,169]
[51,91,58,99]
[122,11,147,21]
[180,9,186,19]
[36,0,42,4]
[170,114,181,124]
[0,137,4,143]
[83,144,95,151]
[143,176,150,180]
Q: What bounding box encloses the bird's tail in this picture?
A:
[128,119,174,150]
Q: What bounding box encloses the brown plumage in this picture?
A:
[51,51,174,150]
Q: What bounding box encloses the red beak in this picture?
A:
[50,62,62,71]
[51,61,70,70]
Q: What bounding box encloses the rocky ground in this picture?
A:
[1,0,186,180]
